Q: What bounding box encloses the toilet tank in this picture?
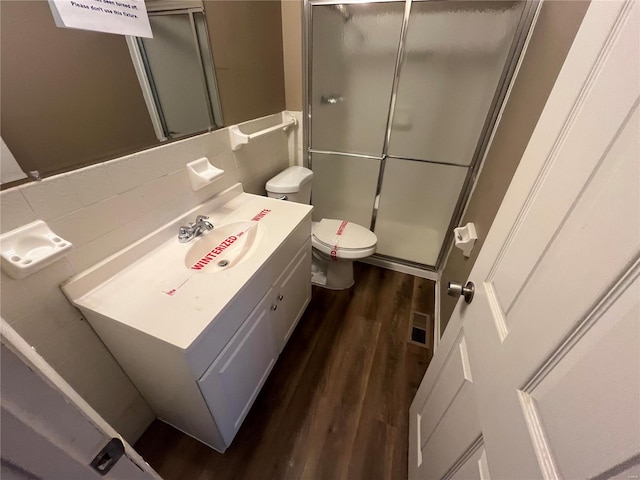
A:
[265,166,313,204]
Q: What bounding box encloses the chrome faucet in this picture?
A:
[178,215,214,243]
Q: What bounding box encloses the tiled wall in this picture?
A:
[0,111,302,442]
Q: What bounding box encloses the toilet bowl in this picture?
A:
[310,219,377,289]
[266,167,377,290]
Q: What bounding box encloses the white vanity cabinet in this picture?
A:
[271,244,312,353]
[198,287,278,445]
[197,239,312,445]
[62,189,313,453]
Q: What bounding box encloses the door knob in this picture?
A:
[447,281,475,304]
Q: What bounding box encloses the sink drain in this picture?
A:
[217,260,229,267]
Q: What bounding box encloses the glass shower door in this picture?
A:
[310,2,404,156]
[374,0,527,266]
[309,2,404,222]
[375,159,468,265]
[138,11,223,140]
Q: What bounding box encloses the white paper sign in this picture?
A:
[48,0,152,38]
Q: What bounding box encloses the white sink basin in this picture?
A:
[185,221,262,273]
[61,184,313,349]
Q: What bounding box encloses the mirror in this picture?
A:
[0,0,286,183]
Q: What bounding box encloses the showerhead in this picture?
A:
[334,4,352,22]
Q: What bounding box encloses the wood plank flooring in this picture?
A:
[134,263,434,480]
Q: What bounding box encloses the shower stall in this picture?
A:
[304,0,538,270]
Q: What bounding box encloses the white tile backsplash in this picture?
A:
[10,302,81,352]
[0,111,302,444]
[0,188,36,232]
[66,163,116,207]
[203,128,232,157]
[209,151,239,185]
[105,152,148,194]
[64,190,199,272]
[155,135,207,175]
[20,174,82,220]
[50,195,128,247]
[30,316,94,368]
[1,260,76,320]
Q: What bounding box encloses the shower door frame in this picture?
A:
[128,4,224,141]
[303,0,541,271]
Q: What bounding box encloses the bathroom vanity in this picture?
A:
[62,184,313,452]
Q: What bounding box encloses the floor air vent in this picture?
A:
[409,311,432,348]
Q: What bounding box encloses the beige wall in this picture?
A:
[440,1,590,334]
[206,1,287,126]
[281,0,304,111]
[0,1,158,178]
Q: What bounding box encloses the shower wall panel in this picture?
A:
[388,1,525,164]
[375,159,467,265]
[310,153,380,227]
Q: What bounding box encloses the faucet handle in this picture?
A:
[195,215,214,230]
[178,226,192,242]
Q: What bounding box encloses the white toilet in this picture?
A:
[266,166,377,290]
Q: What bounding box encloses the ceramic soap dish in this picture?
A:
[187,157,224,191]
[0,220,73,279]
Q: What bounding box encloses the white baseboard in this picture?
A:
[360,257,439,281]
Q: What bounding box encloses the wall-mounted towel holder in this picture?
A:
[229,113,297,151]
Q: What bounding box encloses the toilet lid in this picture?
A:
[312,219,377,251]
[265,166,313,194]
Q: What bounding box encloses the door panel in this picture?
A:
[488,63,639,319]
[410,2,640,478]
[1,341,157,479]
[418,335,475,447]
[415,334,481,479]
[525,288,639,478]
[448,444,488,480]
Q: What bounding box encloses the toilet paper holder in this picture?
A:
[453,223,477,258]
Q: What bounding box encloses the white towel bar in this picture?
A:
[229,114,297,151]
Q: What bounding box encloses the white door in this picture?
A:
[409,1,640,478]
[1,321,161,479]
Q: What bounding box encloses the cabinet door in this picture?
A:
[197,289,277,446]
[272,242,312,353]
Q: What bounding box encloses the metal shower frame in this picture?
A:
[134,5,224,140]
[302,0,541,272]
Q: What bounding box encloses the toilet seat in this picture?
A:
[312,219,377,259]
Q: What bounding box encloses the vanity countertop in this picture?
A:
[62,184,312,350]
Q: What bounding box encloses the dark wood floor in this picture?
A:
[135,263,434,480]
